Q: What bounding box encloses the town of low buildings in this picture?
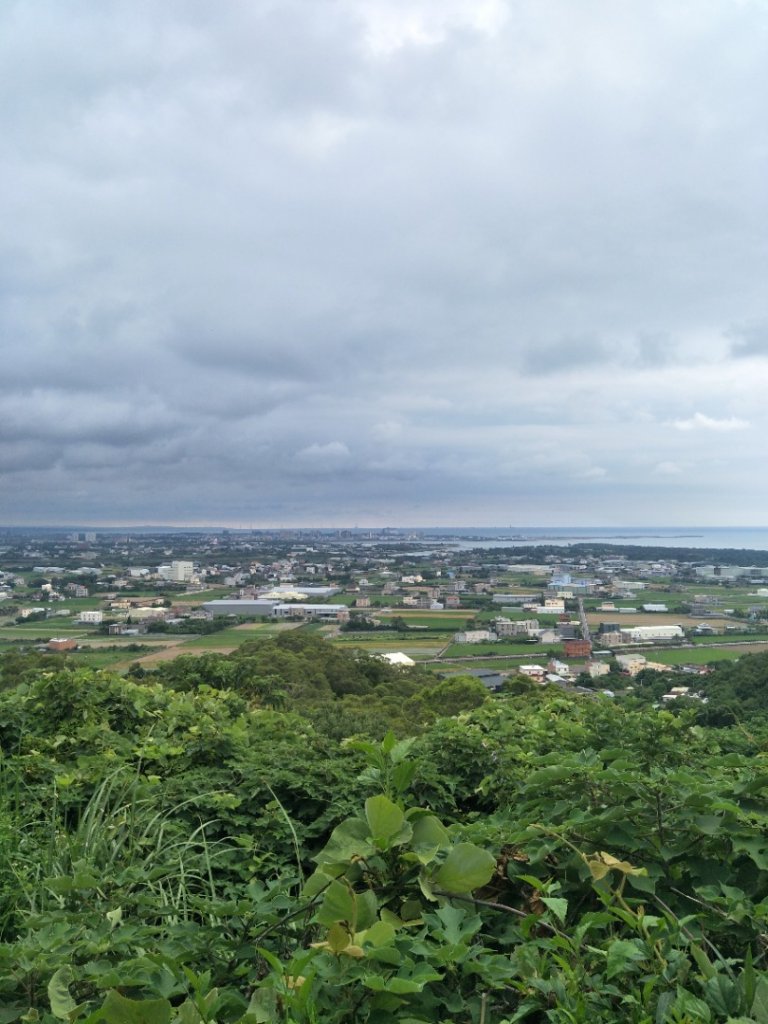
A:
[2,528,768,696]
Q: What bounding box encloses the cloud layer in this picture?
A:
[1,0,767,526]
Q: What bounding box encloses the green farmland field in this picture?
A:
[180,629,276,649]
[331,637,447,659]
[441,641,563,659]
[376,613,468,630]
[61,648,153,670]
[0,623,96,639]
[690,633,768,645]
[650,644,768,665]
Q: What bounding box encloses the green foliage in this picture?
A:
[6,646,768,1020]
[138,632,450,735]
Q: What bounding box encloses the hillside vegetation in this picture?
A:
[3,639,768,1022]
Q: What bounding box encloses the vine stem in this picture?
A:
[433,889,560,935]
[252,879,333,945]
[654,891,737,982]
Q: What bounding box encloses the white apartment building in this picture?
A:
[528,600,566,616]
[158,561,195,583]
[170,560,195,583]
[453,629,497,644]
[493,617,540,638]
[78,610,103,624]
[587,661,611,678]
[615,654,648,675]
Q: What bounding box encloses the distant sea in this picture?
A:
[426,527,768,552]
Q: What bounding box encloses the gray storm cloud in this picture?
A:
[1,0,767,526]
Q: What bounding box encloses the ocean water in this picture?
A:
[428,527,768,552]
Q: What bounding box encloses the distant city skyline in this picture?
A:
[1,1,766,526]
[3,522,768,537]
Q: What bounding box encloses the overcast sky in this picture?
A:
[1,0,766,527]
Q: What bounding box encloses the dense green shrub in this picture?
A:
[2,646,768,1021]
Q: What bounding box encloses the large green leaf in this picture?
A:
[363,963,442,994]
[303,866,343,899]
[317,879,357,927]
[314,817,374,865]
[732,837,768,870]
[627,870,657,894]
[45,871,100,893]
[703,973,741,1017]
[389,737,416,764]
[432,903,480,944]
[48,967,78,1021]
[356,889,379,931]
[433,843,496,894]
[239,988,278,1024]
[96,991,172,1024]
[361,920,397,948]
[365,795,410,849]
[605,938,647,979]
[671,986,711,1023]
[391,760,416,794]
[541,897,568,924]
[752,975,768,1023]
[525,765,577,787]
[316,880,377,931]
[694,814,723,836]
[689,943,717,981]
[410,814,450,864]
